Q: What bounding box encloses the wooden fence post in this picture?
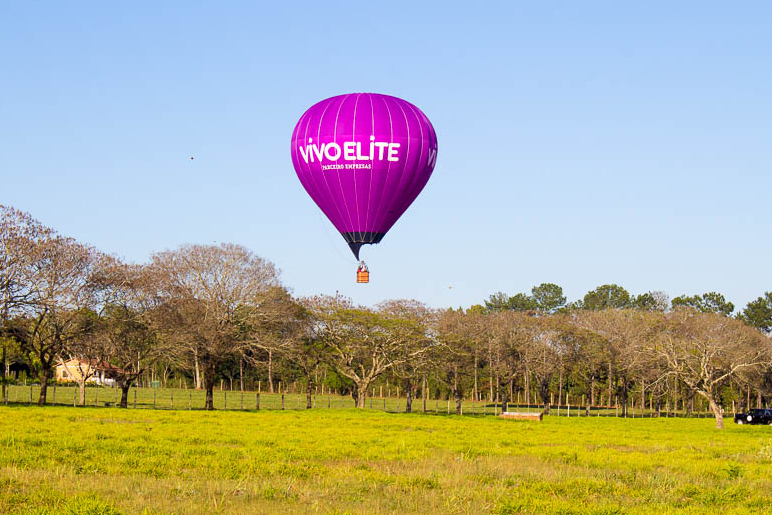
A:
[133,389,137,409]
[256,393,260,410]
[170,391,174,410]
[153,391,156,410]
[281,394,285,410]
[73,388,77,407]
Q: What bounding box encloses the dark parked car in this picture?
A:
[734,409,772,425]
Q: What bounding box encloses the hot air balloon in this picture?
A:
[291,93,438,282]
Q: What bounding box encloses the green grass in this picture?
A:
[1,406,771,514]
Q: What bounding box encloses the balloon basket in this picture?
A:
[356,271,370,283]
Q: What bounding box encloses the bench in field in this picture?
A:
[498,411,543,421]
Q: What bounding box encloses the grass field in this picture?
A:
[1,406,771,514]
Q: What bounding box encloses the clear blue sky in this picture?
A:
[2,1,770,311]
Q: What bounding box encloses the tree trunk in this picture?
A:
[79,380,86,406]
[119,381,132,408]
[488,341,494,402]
[306,375,313,409]
[454,387,462,415]
[204,362,216,410]
[502,378,512,413]
[558,368,563,406]
[539,377,550,415]
[38,368,51,406]
[707,394,724,429]
[524,369,529,404]
[268,350,274,393]
[422,374,427,413]
[355,380,369,408]
[473,351,478,401]
[239,358,244,392]
[162,364,170,388]
[618,381,629,417]
[193,350,202,389]
[205,384,214,410]
[1,343,6,403]
[586,377,593,416]
[402,378,411,413]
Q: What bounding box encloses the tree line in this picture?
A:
[2,205,772,429]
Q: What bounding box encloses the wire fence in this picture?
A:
[0,384,725,418]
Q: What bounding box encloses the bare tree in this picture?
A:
[651,309,772,428]
[90,261,172,408]
[576,309,659,416]
[433,308,484,415]
[20,236,106,405]
[489,311,537,412]
[564,312,610,414]
[58,308,105,405]
[378,299,435,413]
[149,243,280,410]
[243,289,321,408]
[309,295,432,408]
[0,206,53,399]
[517,315,566,415]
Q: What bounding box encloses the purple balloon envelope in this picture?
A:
[291,93,438,259]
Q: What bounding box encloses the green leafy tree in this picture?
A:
[484,292,537,312]
[559,300,584,312]
[531,283,566,314]
[671,292,734,316]
[741,292,772,333]
[632,291,669,312]
[484,292,511,312]
[583,284,632,310]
